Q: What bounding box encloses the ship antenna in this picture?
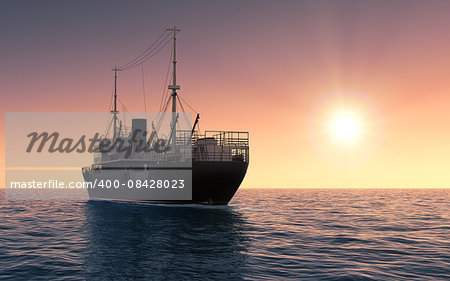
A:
[168,26,180,146]
[112,66,120,140]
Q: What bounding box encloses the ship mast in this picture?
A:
[168,26,180,146]
[112,67,120,140]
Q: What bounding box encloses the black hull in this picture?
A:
[187,160,248,205]
[85,161,248,205]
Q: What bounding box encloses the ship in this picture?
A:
[82,27,249,205]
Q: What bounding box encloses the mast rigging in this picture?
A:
[168,26,180,146]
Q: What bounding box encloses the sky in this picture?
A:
[2,0,450,188]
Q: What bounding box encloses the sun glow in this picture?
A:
[308,91,381,166]
[329,112,361,144]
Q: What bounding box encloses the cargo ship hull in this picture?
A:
[83,160,248,205]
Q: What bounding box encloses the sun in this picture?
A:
[329,112,361,144]
[308,91,381,165]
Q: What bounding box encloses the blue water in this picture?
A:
[0,189,449,280]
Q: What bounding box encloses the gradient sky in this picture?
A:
[2,0,450,188]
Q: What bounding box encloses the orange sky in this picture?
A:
[2,1,450,188]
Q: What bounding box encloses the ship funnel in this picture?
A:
[131,119,147,143]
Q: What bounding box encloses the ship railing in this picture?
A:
[92,130,249,164]
[96,147,192,163]
[192,131,249,145]
[192,131,249,162]
[91,132,192,164]
[176,130,193,146]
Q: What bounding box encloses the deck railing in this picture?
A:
[91,130,249,165]
[192,131,249,162]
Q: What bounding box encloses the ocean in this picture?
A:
[0,188,449,280]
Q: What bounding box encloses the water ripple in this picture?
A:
[0,189,449,280]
